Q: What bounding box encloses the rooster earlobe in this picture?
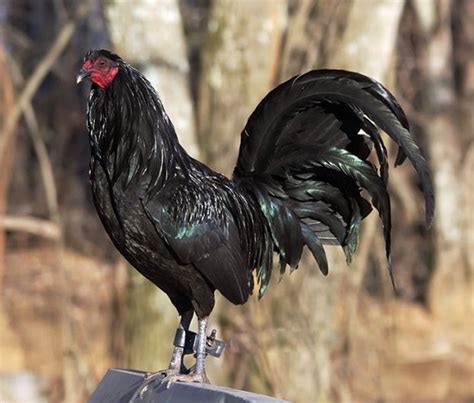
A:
[90,67,120,89]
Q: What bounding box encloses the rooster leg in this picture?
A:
[168,309,194,373]
[194,316,209,378]
[160,317,211,385]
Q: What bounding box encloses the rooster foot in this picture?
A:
[162,371,210,387]
[129,368,185,402]
[143,368,180,382]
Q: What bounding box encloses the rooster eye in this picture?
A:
[95,59,107,69]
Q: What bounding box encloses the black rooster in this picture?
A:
[77,49,434,383]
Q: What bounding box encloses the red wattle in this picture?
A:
[91,67,119,89]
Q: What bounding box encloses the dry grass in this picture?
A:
[333,290,474,402]
[1,247,116,402]
[1,247,472,402]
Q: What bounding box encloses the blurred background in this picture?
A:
[0,0,473,402]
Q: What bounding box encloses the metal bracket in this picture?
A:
[173,328,225,358]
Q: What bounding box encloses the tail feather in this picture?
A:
[361,115,389,184]
[301,224,329,275]
[304,147,392,264]
[343,198,362,264]
[285,179,352,219]
[290,203,347,244]
[251,185,304,271]
[324,79,434,227]
[233,69,434,296]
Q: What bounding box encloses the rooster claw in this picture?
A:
[163,372,210,387]
[144,368,179,381]
[130,368,187,402]
[130,369,209,402]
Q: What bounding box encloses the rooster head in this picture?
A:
[77,49,121,89]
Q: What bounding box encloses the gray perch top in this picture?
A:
[89,368,289,403]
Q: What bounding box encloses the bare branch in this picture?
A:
[23,103,59,218]
[0,215,61,240]
[0,1,90,162]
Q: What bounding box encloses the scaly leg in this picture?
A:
[194,317,208,379]
[161,316,210,384]
[168,309,193,373]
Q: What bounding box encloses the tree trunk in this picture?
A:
[415,0,472,327]
[0,43,16,293]
[197,0,286,175]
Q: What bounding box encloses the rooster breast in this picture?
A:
[89,159,218,317]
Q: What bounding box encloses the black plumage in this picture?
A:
[77,49,434,380]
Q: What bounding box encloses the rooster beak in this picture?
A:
[76,68,90,84]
